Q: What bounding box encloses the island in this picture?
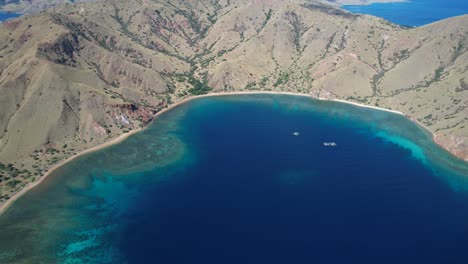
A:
[0,0,466,212]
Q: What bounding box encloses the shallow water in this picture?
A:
[0,94,467,264]
[343,0,468,27]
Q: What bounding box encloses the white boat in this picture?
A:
[292,132,300,136]
[323,142,337,147]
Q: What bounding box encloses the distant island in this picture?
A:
[0,0,466,211]
[0,0,95,14]
[322,0,407,5]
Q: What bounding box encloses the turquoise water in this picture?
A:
[0,94,467,263]
[343,0,468,27]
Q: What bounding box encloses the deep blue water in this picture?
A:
[0,12,20,22]
[0,95,468,263]
[343,0,468,27]
[121,97,468,264]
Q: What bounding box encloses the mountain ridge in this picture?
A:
[0,0,408,14]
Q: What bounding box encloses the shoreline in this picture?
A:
[0,91,458,216]
[337,0,408,6]
[0,128,143,216]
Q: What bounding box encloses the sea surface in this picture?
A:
[0,94,468,263]
[0,12,20,22]
[343,0,468,27]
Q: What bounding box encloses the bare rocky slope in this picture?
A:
[0,0,466,204]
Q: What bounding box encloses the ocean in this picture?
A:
[0,12,20,22]
[343,0,468,27]
[0,94,467,263]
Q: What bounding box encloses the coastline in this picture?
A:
[0,91,459,216]
[0,128,143,216]
[337,0,408,6]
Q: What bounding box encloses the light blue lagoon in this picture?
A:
[343,0,468,26]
